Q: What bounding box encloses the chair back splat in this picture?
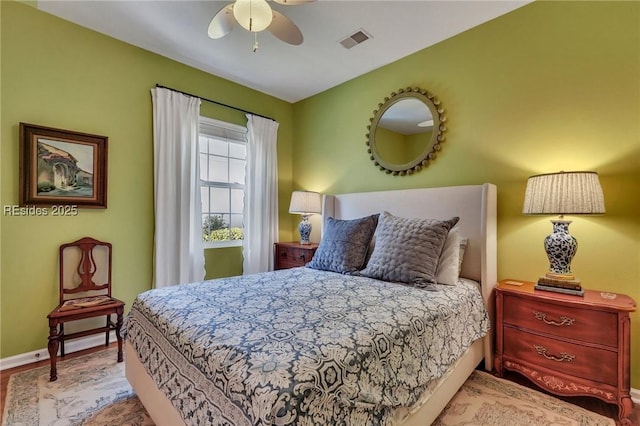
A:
[59,237,111,301]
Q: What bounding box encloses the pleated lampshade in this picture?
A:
[523,171,605,215]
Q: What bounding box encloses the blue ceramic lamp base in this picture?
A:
[298,215,312,245]
[544,219,578,280]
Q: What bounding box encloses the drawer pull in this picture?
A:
[533,344,575,362]
[533,311,575,326]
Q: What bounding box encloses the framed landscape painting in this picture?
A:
[19,123,108,208]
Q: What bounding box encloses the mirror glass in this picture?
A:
[366,88,446,175]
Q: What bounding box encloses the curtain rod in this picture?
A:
[155,84,275,122]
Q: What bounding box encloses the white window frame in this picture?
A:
[199,116,247,249]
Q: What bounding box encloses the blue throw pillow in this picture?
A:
[306,214,379,274]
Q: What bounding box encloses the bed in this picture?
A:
[125,183,497,425]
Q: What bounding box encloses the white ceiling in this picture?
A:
[37,0,531,103]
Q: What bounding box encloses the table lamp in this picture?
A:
[523,171,605,286]
[289,190,322,244]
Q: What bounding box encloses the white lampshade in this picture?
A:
[289,191,322,215]
[523,171,605,215]
[233,0,273,32]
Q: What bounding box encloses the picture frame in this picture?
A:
[19,123,108,208]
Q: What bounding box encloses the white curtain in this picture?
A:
[151,87,205,288]
[243,114,279,274]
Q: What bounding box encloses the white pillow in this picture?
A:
[458,237,468,273]
[436,228,461,285]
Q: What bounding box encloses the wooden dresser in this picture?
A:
[274,242,318,270]
[494,279,636,425]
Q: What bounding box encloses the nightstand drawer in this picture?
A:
[274,243,318,270]
[503,327,617,387]
[503,294,617,347]
[277,247,309,266]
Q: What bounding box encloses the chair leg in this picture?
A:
[105,314,111,347]
[60,323,65,357]
[115,310,124,363]
[47,320,60,381]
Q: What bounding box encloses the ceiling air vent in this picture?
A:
[339,29,372,49]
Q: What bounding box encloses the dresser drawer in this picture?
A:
[503,327,617,387]
[277,247,310,265]
[503,294,617,347]
[275,243,317,269]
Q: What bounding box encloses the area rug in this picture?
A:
[432,371,614,426]
[2,349,152,426]
[2,348,615,425]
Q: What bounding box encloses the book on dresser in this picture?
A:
[537,275,582,289]
[536,275,583,296]
[534,283,584,296]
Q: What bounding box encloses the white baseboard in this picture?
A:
[631,387,640,404]
[0,334,118,371]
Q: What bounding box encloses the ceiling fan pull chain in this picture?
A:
[253,32,259,52]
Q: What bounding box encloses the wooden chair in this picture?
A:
[47,237,125,381]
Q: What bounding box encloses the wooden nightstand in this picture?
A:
[274,242,318,270]
[494,279,636,425]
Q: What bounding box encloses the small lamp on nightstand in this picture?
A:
[289,190,322,245]
[523,171,605,287]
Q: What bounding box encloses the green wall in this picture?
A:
[292,1,640,386]
[0,1,294,358]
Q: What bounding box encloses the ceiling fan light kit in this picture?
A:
[233,0,273,32]
[208,0,313,50]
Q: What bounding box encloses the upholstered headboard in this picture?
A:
[321,183,497,369]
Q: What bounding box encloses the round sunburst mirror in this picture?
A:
[366,87,447,175]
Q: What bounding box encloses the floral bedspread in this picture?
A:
[125,267,489,425]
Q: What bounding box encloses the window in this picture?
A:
[199,117,247,247]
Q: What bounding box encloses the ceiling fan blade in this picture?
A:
[207,4,235,39]
[268,10,303,45]
[272,0,315,4]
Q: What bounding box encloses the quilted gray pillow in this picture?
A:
[359,211,459,286]
[306,214,379,274]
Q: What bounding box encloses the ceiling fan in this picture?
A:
[208,0,315,51]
